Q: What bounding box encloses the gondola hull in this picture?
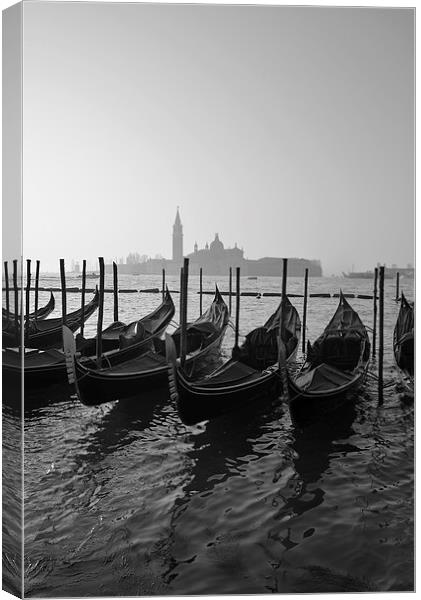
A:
[288,364,368,426]
[5,291,176,389]
[172,361,281,426]
[74,331,226,406]
[2,291,55,324]
[170,295,301,425]
[287,293,370,426]
[2,290,99,349]
[64,288,229,406]
[393,293,414,397]
[2,348,67,387]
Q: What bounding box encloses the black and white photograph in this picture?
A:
[2,1,415,597]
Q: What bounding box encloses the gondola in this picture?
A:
[2,291,55,325]
[393,293,414,394]
[63,287,228,406]
[3,290,176,388]
[76,288,176,356]
[2,290,100,349]
[167,295,301,425]
[287,292,370,425]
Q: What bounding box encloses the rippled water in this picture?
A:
[2,275,414,595]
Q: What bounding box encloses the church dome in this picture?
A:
[210,233,224,254]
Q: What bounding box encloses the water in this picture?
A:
[3,275,414,595]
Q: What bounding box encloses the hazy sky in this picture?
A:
[22,2,414,275]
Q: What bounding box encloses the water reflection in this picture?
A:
[270,402,360,545]
[2,399,23,596]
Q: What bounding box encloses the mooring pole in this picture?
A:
[80,259,87,337]
[13,259,19,346]
[372,267,378,358]
[281,257,288,300]
[4,261,10,325]
[378,266,385,404]
[229,267,233,315]
[279,258,289,401]
[179,267,183,320]
[395,271,400,302]
[180,258,189,368]
[34,260,40,322]
[113,261,119,322]
[199,267,203,316]
[59,258,67,328]
[96,257,105,363]
[234,267,240,350]
[302,267,309,354]
[25,259,31,345]
[162,268,166,301]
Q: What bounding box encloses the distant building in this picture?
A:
[172,207,183,262]
[187,233,244,274]
[106,209,322,277]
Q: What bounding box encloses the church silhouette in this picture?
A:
[108,208,322,277]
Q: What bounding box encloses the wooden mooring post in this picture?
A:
[59,259,67,328]
[229,267,232,315]
[34,260,40,321]
[113,261,119,322]
[25,259,31,345]
[281,257,288,299]
[199,267,203,316]
[279,258,289,401]
[234,267,240,351]
[378,266,385,404]
[13,259,19,345]
[179,267,183,319]
[162,268,166,301]
[80,259,87,337]
[372,267,378,358]
[96,257,105,363]
[180,258,189,368]
[302,267,309,354]
[395,271,400,302]
[4,261,10,324]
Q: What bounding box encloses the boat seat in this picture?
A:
[295,363,355,392]
[102,350,166,375]
[194,360,261,387]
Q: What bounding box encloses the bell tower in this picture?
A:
[172,207,183,262]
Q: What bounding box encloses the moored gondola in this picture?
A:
[2,291,55,326]
[287,292,370,425]
[2,290,100,349]
[63,287,228,406]
[75,289,174,356]
[167,295,301,425]
[393,293,414,395]
[3,290,175,388]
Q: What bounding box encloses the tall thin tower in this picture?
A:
[172,207,183,262]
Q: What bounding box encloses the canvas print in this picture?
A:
[2,1,414,597]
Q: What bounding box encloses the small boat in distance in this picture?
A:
[247,276,258,280]
[287,292,370,426]
[77,272,98,279]
[342,270,395,279]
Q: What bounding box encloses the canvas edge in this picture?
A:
[2,1,24,598]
